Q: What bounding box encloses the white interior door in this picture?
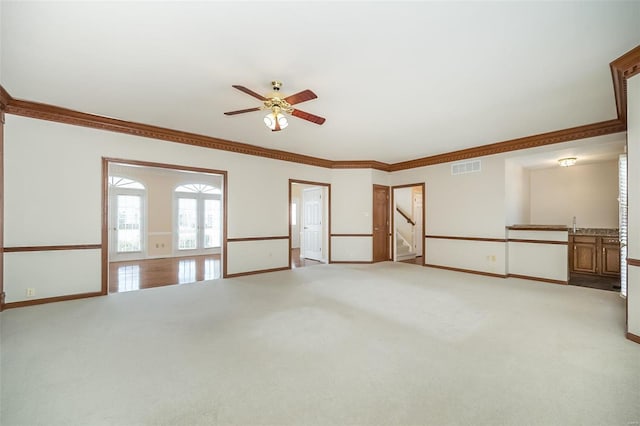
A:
[302,187,323,261]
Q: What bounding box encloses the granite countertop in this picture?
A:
[570,228,619,237]
[507,225,569,231]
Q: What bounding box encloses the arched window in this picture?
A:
[175,183,222,251]
[109,176,145,190]
[109,176,146,256]
[175,184,221,194]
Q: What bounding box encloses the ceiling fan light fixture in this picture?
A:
[558,157,577,167]
[264,111,288,130]
[225,81,325,130]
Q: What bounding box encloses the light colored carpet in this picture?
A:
[1,262,639,426]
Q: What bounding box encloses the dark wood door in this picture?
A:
[372,185,389,262]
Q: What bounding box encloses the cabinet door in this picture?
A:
[601,245,620,276]
[573,243,597,274]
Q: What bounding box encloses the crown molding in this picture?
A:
[2,92,625,173]
[610,45,640,125]
[611,45,640,80]
[0,85,12,111]
[1,43,638,172]
[5,97,335,169]
[388,119,625,172]
[331,160,390,171]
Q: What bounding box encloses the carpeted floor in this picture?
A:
[1,262,639,425]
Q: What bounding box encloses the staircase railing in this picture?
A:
[396,207,415,226]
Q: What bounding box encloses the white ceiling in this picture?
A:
[1,1,639,164]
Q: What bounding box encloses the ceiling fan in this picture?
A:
[224,81,326,132]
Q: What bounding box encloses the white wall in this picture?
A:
[627,73,640,338]
[330,169,375,262]
[507,230,568,282]
[391,155,508,274]
[505,160,530,225]
[529,160,619,228]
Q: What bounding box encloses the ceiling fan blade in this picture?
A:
[232,85,267,101]
[223,107,262,116]
[291,109,326,125]
[284,89,317,105]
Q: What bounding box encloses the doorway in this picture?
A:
[392,183,425,265]
[289,180,330,268]
[372,185,390,262]
[104,159,227,293]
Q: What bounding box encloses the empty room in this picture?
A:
[1,1,639,425]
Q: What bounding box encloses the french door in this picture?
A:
[109,192,145,260]
[176,195,220,253]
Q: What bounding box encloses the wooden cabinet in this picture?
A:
[569,235,620,276]
[601,237,621,276]
[572,236,597,274]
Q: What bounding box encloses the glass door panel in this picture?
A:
[203,199,221,248]
[178,198,198,250]
[116,194,142,253]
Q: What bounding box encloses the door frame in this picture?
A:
[288,179,331,268]
[391,182,426,265]
[102,158,228,295]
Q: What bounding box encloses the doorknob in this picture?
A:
[374,227,379,231]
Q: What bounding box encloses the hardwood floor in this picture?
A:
[110,250,324,292]
[291,248,323,268]
[569,273,621,292]
[399,256,424,265]
[109,255,221,293]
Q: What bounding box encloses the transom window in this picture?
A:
[175,184,221,194]
[109,176,145,190]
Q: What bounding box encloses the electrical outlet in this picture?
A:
[26,288,35,297]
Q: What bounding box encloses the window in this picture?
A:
[175,184,221,195]
[109,176,145,190]
[619,154,627,298]
[175,184,222,252]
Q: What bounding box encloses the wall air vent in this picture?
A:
[451,159,481,175]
